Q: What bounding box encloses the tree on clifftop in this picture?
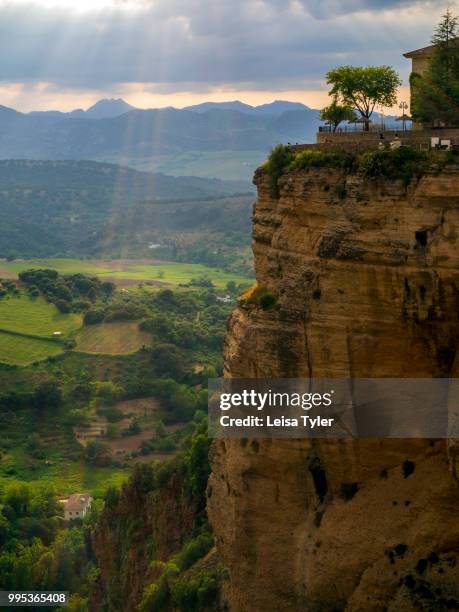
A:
[410,10,459,127]
[326,65,401,130]
[320,100,357,131]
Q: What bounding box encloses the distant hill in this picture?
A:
[0,160,253,260]
[184,101,256,114]
[84,98,138,119]
[27,98,138,120]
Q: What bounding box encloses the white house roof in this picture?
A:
[64,493,92,512]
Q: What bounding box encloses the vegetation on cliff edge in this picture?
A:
[264,144,458,197]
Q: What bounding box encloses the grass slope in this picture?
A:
[0,330,64,366]
[75,321,150,355]
[0,294,81,337]
[0,294,82,365]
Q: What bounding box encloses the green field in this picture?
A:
[0,294,82,365]
[0,331,64,365]
[0,294,81,337]
[0,454,129,498]
[75,321,149,354]
[0,258,251,289]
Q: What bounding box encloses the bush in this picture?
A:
[139,562,179,612]
[187,433,211,496]
[124,419,141,436]
[94,381,123,406]
[150,344,186,380]
[98,405,124,422]
[106,423,119,438]
[83,308,105,325]
[72,299,91,312]
[170,571,218,611]
[290,148,356,171]
[241,285,277,310]
[85,440,112,467]
[156,436,176,452]
[264,144,294,198]
[359,147,429,185]
[178,533,214,571]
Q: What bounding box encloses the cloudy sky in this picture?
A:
[0,0,454,112]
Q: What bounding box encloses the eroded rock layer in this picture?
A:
[208,165,459,611]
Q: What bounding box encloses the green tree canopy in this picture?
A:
[320,100,357,131]
[411,10,459,126]
[326,65,401,130]
[432,8,458,48]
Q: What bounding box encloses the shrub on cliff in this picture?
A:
[240,284,277,310]
[264,144,294,197]
[290,148,356,171]
[179,533,214,571]
[359,147,430,185]
[264,146,357,198]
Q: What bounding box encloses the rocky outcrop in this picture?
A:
[208,163,459,611]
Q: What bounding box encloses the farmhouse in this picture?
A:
[62,493,92,521]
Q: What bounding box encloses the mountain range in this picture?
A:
[27,98,311,120]
[0,98,403,181]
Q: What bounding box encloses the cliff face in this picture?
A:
[208,164,459,611]
[90,465,206,611]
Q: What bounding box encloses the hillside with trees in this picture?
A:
[0,160,253,272]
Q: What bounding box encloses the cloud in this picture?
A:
[294,0,434,19]
[0,0,447,95]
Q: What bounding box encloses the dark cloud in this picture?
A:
[0,0,443,91]
[294,0,433,19]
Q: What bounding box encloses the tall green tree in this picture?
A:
[411,10,459,126]
[326,65,401,130]
[432,8,458,48]
[320,100,357,131]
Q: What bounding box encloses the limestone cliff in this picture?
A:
[208,161,459,611]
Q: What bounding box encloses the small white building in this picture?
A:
[216,294,232,304]
[62,493,93,521]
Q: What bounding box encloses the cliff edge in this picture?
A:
[208,154,459,611]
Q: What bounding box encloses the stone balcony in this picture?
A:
[315,127,459,152]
